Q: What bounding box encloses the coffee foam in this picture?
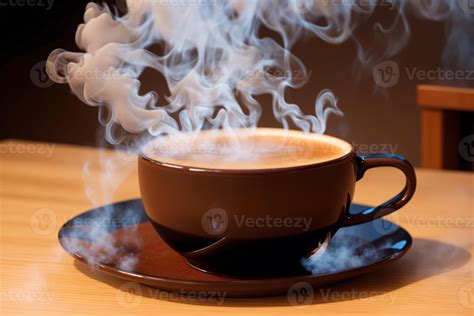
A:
[142,128,352,170]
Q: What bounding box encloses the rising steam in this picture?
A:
[47,0,362,143]
[46,0,472,144]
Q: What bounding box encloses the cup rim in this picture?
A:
[139,128,355,174]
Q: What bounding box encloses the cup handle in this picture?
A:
[339,154,417,227]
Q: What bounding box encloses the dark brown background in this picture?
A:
[1,1,473,167]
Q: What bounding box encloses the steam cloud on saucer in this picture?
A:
[48,1,472,271]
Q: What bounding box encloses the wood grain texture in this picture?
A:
[420,109,444,169]
[1,140,473,315]
[417,84,474,169]
[417,85,474,112]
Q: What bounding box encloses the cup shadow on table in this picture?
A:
[74,237,471,307]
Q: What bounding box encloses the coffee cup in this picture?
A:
[138,128,416,276]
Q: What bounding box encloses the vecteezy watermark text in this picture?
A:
[372,212,474,235]
[116,282,226,308]
[0,289,54,303]
[319,288,398,304]
[233,214,312,231]
[405,67,474,81]
[29,207,143,236]
[286,282,399,307]
[352,142,398,155]
[201,208,312,236]
[373,60,474,88]
[0,142,55,158]
[396,215,474,228]
[0,0,54,10]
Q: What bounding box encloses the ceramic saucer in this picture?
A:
[58,199,412,298]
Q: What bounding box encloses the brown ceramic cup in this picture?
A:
[138,128,416,277]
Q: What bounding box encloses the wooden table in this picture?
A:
[417,84,474,170]
[1,140,473,315]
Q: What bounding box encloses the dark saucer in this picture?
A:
[58,199,412,298]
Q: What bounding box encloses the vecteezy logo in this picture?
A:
[372,60,400,88]
[116,282,143,309]
[286,136,315,163]
[458,0,474,14]
[30,61,54,88]
[287,281,314,307]
[201,208,228,235]
[371,208,399,235]
[459,135,474,162]
[30,208,57,235]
